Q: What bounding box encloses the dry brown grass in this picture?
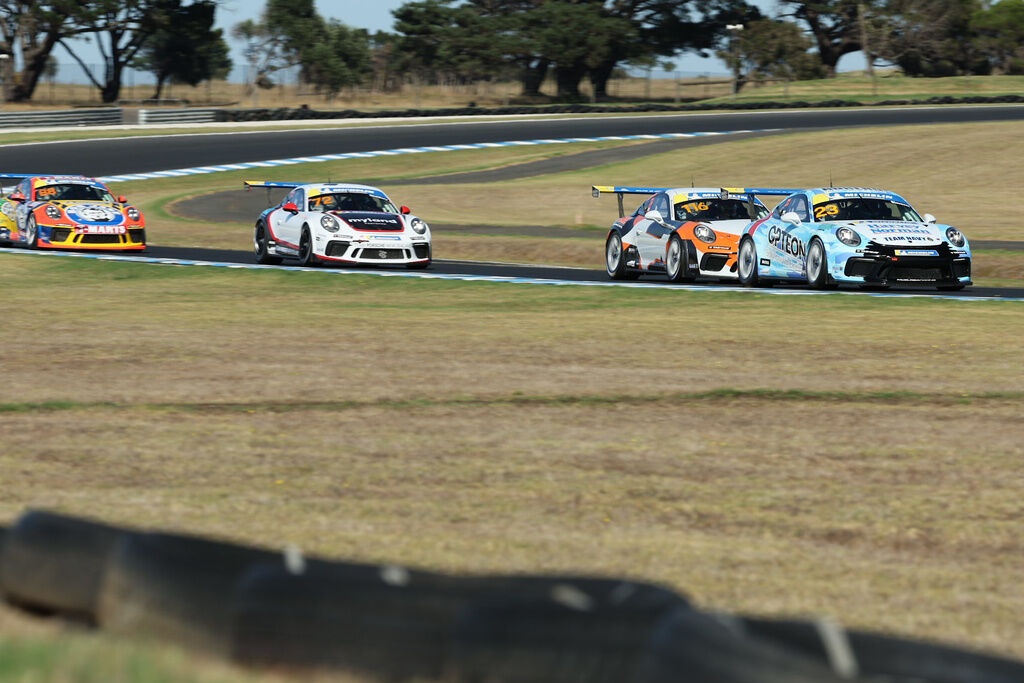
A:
[2,215,1022,669]
[382,122,1024,241]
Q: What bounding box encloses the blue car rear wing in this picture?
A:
[740,187,802,196]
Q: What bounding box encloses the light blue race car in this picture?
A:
[736,187,972,291]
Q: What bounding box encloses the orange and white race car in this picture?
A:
[0,174,145,251]
[593,186,770,282]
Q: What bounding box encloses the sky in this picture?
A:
[53,0,864,87]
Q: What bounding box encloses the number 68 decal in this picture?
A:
[813,204,838,220]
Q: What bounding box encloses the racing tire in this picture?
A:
[634,610,847,683]
[665,235,696,283]
[805,239,835,290]
[254,221,281,265]
[24,216,40,250]
[298,227,318,267]
[97,531,285,656]
[606,233,639,281]
[0,510,127,621]
[451,584,689,683]
[230,561,455,679]
[732,615,1024,682]
[737,237,763,287]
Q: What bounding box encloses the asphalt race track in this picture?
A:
[3,106,1023,299]
[3,105,1024,177]
[129,245,1023,300]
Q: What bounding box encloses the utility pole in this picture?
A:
[858,3,877,96]
[726,24,744,97]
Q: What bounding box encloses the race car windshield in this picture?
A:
[308,193,397,214]
[674,199,767,221]
[812,199,923,222]
[36,184,114,202]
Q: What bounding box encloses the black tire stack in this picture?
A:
[2,508,1023,683]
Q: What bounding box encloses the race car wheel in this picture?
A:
[606,233,638,280]
[665,235,696,283]
[298,228,318,267]
[805,239,835,290]
[737,237,761,287]
[254,222,282,265]
[24,216,40,249]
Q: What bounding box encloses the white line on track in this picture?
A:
[2,247,1018,303]
[93,128,779,184]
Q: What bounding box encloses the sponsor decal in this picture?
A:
[767,225,807,259]
[760,258,770,266]
[868,225,930,234]
[894,249,939,256]
[65,204,121,224]
[340,213,403,230]
[370,235,401,240]
[74,226,126,235]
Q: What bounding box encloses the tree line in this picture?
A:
[0,0,230,103]
[2,0,1022,104]
[244,0,1024,101]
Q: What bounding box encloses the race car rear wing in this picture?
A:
[591,185,801,217]
[243,181,306,190]
[591,185,668,218]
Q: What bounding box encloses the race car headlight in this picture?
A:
[410,218,428,234]
[836,226,861,246]
[945,227,966,247]
[45,204,62,220]
[693,224,716,243]
[126,206,141,221]
[320,214,339,232]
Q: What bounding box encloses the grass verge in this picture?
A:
[1,257,1022,661]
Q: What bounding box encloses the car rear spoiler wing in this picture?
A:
[591,186,668,218]
[244,181,306,190]
[591,185,801,217]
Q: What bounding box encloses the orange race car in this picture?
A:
[593,186,770,282]
[0,174,145,251]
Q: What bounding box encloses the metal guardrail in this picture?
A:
[0,108,123,129]
[137,108,221,124]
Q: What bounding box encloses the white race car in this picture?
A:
[245,181,431,268]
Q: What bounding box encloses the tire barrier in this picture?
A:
[219,95,1024,123]
[0,510,126,621]
[96,531,286,656]
[230,564,684,681]
[2,509,1023,682]
[728,615,1024,683]
[634,609,849,683]
[449,586,687,683]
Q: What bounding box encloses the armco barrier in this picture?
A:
[0,108,123,128]
[3,509,1024,682]
[137,108,222,124]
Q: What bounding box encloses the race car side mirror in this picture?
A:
[644,209,665,224]
[117,195,128,204]
[282,202,299,214]
[400,205,411,215]
[781,211,802,225]
[9,190,25,202]
[923,213,936,224]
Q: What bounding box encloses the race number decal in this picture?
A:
[814,204,838,220]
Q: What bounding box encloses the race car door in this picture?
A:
[268,187,305,250]
[635,192,675,270]
[764,194,812,278]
